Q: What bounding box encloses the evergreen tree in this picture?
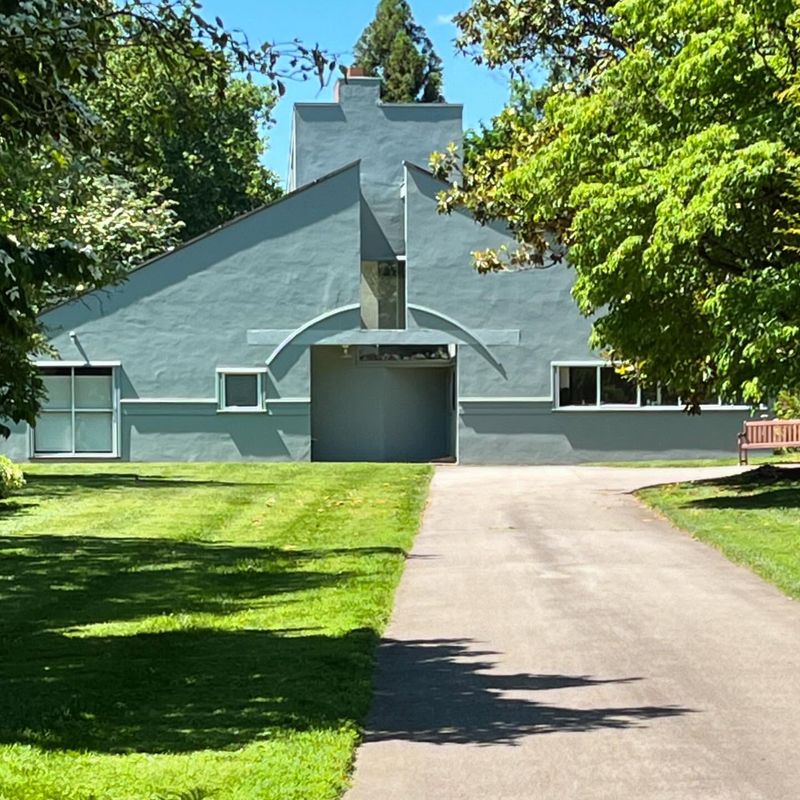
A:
[353,0,444,102]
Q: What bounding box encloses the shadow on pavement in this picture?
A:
[364,638,694,746]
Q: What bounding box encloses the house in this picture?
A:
[1,74,751,464]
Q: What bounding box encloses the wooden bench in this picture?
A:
[738,419,800,464]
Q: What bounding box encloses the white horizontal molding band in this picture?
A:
[247,328,520,346]
[460,396,552,403]
[36,360,122,367]
[120,398,217,404]
[269,397,311,404]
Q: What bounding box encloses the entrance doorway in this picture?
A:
[310,345,456,462]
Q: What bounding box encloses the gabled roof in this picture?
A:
[120,159,362,280]
[46,160,361,312]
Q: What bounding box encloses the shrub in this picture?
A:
[0,456,25,498]
[776,391,800,420]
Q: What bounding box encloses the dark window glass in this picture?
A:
[559,367,597,406]
[640,385,659,406]
[224,374,259,408]
[600,368,637,404]
[660,386,680,406]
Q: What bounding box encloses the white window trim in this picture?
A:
[551,362,752,411]
[216,368,267,413]
[31,363,120,458]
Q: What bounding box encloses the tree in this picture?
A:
[88,47,281,240]
[434,0,800,410]
[353,0,444,102]
[0,0,334,436]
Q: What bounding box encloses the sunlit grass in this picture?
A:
[638,466,800,599]
[0,462,431,800]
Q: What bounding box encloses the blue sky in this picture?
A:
[198,0,513,182]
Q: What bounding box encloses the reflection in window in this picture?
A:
[35,366,116,454]
[555,365,737,408]
[558,366,597,406]
[600,368,637,405]
[357,345,453,364]
[360,260,406,330]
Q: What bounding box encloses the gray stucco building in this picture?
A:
[2,76,750,463]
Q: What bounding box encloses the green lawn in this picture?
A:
[638,465,800,599]
[0,462,431,800]
[591,453,800,468]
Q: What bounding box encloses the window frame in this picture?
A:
[359,256,407,331]
[31,361,120,458]
[551,362,750,411]
[216,368,267,413]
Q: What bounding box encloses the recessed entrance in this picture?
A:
[310,345,456,462]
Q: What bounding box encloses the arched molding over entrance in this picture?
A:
[261,302,511,376]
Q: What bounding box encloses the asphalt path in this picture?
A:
[345,466,800,800]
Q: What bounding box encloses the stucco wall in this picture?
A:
[403,164,750,463]
[292,77,462,255]
[0,83,753,464]
[1,163,363,461]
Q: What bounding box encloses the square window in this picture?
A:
[600,367,637,405]
[35,365,117,455]
[558,367,597,406]
[221,373,261,410]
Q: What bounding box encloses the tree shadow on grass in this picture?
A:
[0,534,359,635]
[0,530,690,754]
[19,472,284,497]
[677,465,800,511]
[0,531,395,754]
[364,639,694,746]
[685,487,800,510]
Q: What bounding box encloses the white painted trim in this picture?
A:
[553,406,752,412]
[217,370,265,412]
[460,396,552,403]
[269,397,311,404]
[403,166,409,331]
[32,364,119,457]
[120,398,217,404]
[35,360,121,367]
[30,453,120,461]
[550,360,606,367]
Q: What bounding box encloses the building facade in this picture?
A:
[1,77,751,463]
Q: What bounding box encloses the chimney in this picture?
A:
[334,65,374,101]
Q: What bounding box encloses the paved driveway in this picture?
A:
[346,466,800,800]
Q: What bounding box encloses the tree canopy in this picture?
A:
[89,46,281,240]
[353,0,444,102]
[0,0,333,436]
[434,0,800,410]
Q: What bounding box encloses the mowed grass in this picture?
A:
[591,453,800,468]
[638,466,800,599]
[0,462,432,800]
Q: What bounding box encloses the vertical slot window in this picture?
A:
[360,259,406,330]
